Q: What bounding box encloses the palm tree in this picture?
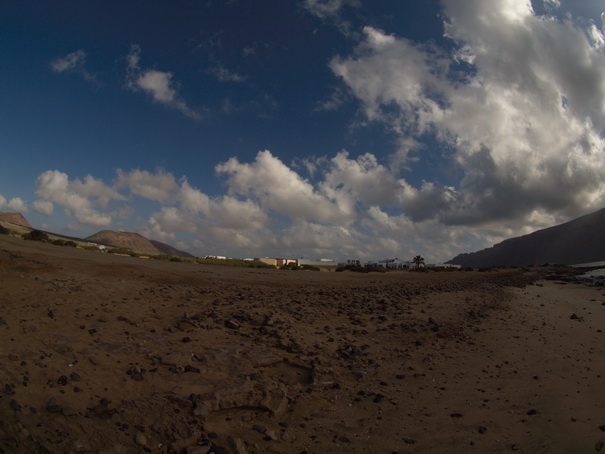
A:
[412,255,425,269]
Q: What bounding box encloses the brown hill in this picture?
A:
[448,207,605,268]
[85,230,193,257]
[0,212,32,229]
[148,239,194,257]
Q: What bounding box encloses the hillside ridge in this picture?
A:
[0,212,32,229]
[448,208,605,267]
[85,230,193,257]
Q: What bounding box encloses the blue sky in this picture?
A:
[1,0,605,262]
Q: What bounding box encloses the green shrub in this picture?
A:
[301,265,320,271]
[0,225,10,235]
[22,230,50,242]
[107,247,138,257]
[336,264,386,273]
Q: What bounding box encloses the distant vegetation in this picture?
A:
[106,247,140,257]
[22,229,50,242]
[52,239,78,247]
[336,264,388,273]
[150,254,275,268]
[0,225,10,235]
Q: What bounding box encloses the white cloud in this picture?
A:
[35,170,112,228]
[179,180,210,214]
[126,45,202,120]
[329,0,605,231]
[0,195,28,212]
[51,50,100,86]
[207,196,268,230]
[33,200,54,216]
[116,168,180,203]
[51,50,87,73]
[216,150,357,224]
[322,151,399,207]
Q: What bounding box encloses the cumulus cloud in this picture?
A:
[33,200,53,216]
[35,171,113,228]
[115,168,179,203]
[215,150,357,224]
[51,50,100,86]
[126,45,202,120]
[329,0,605,232]
[22,149,494,261]
[0,196,28,212]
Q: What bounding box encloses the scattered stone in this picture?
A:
[264,429,278,440]
[450,412,463,418]
[478,426,487,434]
[595,438,604,452]
[61,406,76,416]
[527,409,539,416]
[229,436,248,454]
[225,319,241,330]
[135,432,147,447]
[46,398,62,413]
[208,447,227,454]
[252,425,266,434]
[9,399,21,411]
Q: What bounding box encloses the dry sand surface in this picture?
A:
[1,235,604,454]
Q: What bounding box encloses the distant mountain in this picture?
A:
[447,208,605,268]
[0,212,32,229]
[85,230,193,257]
[149,239,194,258]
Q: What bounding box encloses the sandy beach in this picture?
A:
[1,235,604,454]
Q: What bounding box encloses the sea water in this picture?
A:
[570,260,605,277]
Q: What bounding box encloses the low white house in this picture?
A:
[298,258,337,267]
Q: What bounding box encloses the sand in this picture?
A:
[1,235,604,454]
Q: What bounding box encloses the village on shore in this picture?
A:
[210,255,462,270]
